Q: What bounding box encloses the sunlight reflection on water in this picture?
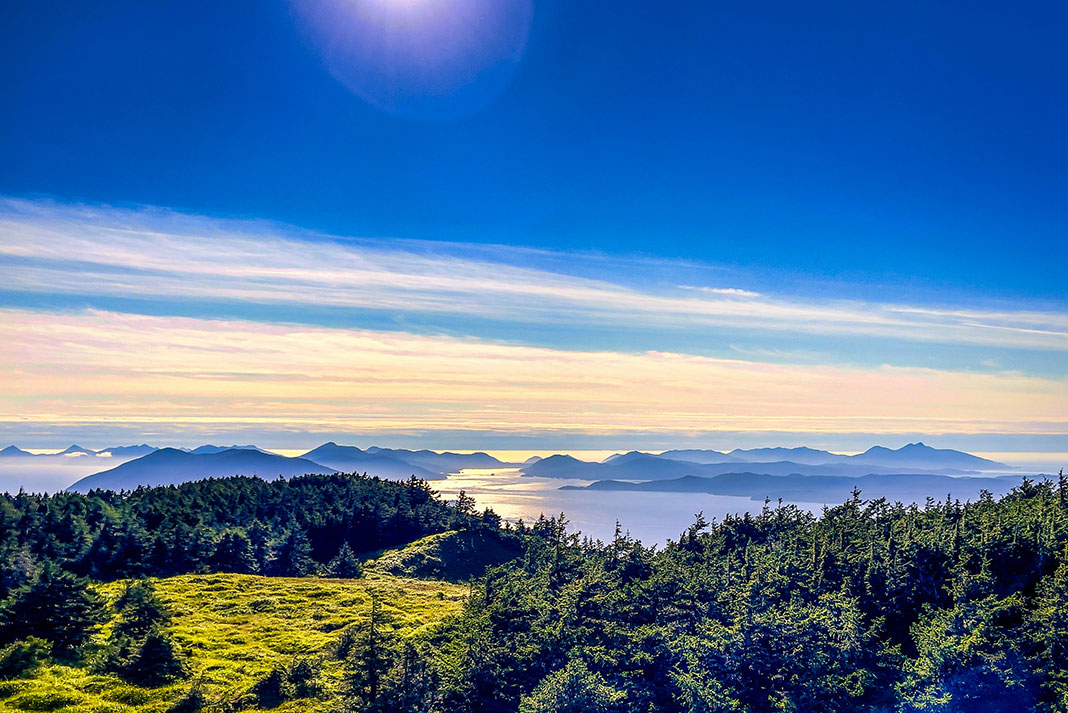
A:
[432,468,822,545]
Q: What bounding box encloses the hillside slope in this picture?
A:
[364,529,524,582]
[67,448,335,492]
[0,572,465,713]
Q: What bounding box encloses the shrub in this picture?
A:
[167,678,207,713]
[289,657,324,698]
[0,638,50,680]
[252,664,292,708]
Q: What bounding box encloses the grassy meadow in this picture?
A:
[0,569,465,712]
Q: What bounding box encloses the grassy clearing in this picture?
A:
[0,571,466,713]
[364,529,522,582]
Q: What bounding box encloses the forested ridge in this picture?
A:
[0,473,498,585]
[1,472,1067,712]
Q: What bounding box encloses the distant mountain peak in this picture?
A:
[540,454,583,463]
[59,445,95,456]
[852,443,1007,470]
[67,448,335,493]
[188,444,263,455]
[303,439,365,456]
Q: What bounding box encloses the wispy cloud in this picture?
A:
[2,308,1065,439]
[2,198,1067,354]
[2,199,1066,445]
[680,285,763,298]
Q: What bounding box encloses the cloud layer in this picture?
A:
[1,198,1065,446]
[2,308,1065,440]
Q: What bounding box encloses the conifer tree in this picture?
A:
[253,663,293,708]
[0,562,104,659]
[123,626,186,686]
[267,529,316,576]
[211,529,258,574]
[113,580,171,640]
[328,542,362,579]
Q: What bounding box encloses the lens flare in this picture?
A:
[290,0,534,120]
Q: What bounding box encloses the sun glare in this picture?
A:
[290,0,533,120]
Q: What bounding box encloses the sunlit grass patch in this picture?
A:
[0,571,465,712]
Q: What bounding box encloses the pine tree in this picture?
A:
[113,580,171,640]
[123,626,186,686]
[166,677,207,713]
[328,542,362,579]
[267,529,316,576]
[247,520,273,572]
[211,529,258,574]
[344,595,394,709]
[0,562,104,659]
[288,657,323,698]
[99,579,179,681]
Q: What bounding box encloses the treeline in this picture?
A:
[0,473,496,592]
[396,477,1068,713]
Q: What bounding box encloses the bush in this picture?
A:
[0,638,50,680]
[167,678,207,713]
[289,657,323,698]
[252,664,292,708]
[251,657,322,708]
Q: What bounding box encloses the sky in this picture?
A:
[1,0,1066,453]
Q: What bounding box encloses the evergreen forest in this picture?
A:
[1,472,1067,712]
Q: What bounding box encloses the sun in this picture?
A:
[290,0,533,120]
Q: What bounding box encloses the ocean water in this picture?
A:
[432,451,1068,545]
[431,468,822,545]
[2,451,1063,547]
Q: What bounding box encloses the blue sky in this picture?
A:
[0,0,1066,452]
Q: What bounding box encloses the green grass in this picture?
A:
[0,570,465,713]
[364,529,522,582]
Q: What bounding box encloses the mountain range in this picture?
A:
[0,444,157,460]
[299,443,442,480]
[56,443,513,492]
[526,443,1010,481]
[0,443,255,460]
[299,443,508,478]
[0,440,1020,495]
[67,448,336,493]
